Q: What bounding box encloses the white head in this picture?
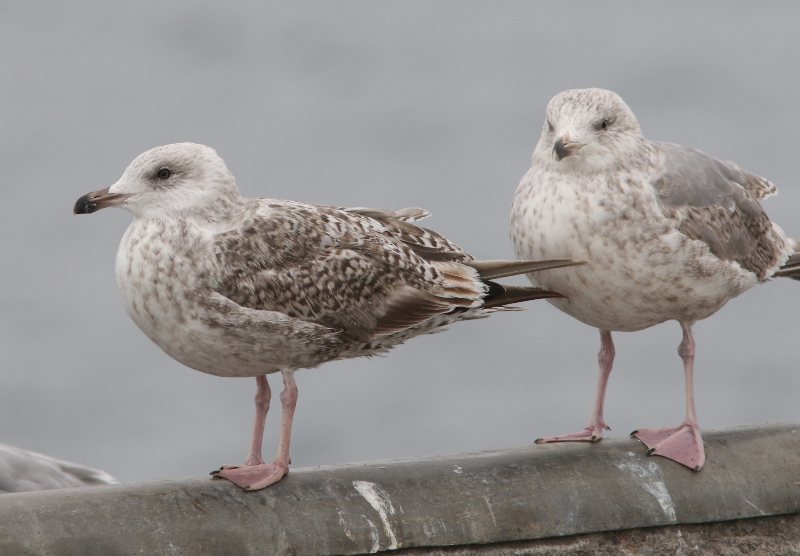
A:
[74,143,243,220]
[533,88,647,175]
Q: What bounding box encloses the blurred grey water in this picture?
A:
[1,1,798,483]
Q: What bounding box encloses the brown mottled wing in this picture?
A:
[652,142,787,279]
[212,201,484,341]
[346,206,474,264]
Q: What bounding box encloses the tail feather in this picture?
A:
[773,252,800,280]
[467,259,587,280]
[481,281,563,309]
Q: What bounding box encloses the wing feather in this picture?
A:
[212,200,485,341]
[652,142,789,279]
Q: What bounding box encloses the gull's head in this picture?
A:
[533,88,646,174]
[74,143,242,220]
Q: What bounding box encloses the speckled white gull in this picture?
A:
[510,88,800,470]
[74,142,582,491]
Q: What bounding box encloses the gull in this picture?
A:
[0,443,117,493]
[510,88,799,470]
[75,142,582,491]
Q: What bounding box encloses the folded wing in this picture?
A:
[652,142,790,279]
[213,202,486,341]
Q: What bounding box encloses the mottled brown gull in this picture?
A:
[511,88,799,470]
[74,142,583,491]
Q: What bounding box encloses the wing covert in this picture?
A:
[652,142,788,278]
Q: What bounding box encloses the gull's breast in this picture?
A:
[511,169,755,331]
[115,219,222,369]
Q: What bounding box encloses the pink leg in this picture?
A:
[536,330,614,443]
[273,369,298,471]
[632,322,705,470]
[245,375,270,466]
[213,370,299,490]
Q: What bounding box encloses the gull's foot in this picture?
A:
[535,425,606,444]
[211,463,289,491]
[632,424,705,470]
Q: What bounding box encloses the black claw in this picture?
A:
[630,430,639,436]
[533,438,544,444]
[210,468,222,475]
[646,447,656,455]
[693,465,700,472]
[590,435,597,441]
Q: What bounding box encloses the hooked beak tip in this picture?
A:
[74,193,97,214]
[552,138,568,162]
[73,188,131,215]
[552,136,583,162]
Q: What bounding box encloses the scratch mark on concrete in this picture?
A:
[617,460,677,522]
[353,480,399,550]
[337,510,356,543]
[742,497,766,515]
[364,517,380,553]
[482,495,498,527]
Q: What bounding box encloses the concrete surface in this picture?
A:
[0,423,798,555]
[392,513,800,555]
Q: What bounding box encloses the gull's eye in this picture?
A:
[157,168,172,180]
[597,118,611,131]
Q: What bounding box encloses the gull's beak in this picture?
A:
[552,133,584,162]
[73,187,132,214]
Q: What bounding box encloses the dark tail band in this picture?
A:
[481,281,563,309]
[773,253,800,280]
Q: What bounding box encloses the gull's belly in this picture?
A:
[114,222,247,376]
[511,174,756,331]
[521,248,740,332]
[114,220,341,377]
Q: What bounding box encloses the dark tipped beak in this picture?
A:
[552,134,584,162]
[74,188,131,214]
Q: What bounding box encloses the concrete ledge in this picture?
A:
[392,513,800,555]
[0,423,798,555]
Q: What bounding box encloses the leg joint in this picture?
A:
[280,386,298,406]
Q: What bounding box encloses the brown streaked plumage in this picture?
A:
[75,142,584,491]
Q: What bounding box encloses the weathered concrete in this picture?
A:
[392,513,800,555]
[0,423,798,555]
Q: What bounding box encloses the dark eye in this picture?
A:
[157,168,172,180]
[600,119,609,130]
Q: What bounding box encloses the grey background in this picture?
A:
[1,1,798,483]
